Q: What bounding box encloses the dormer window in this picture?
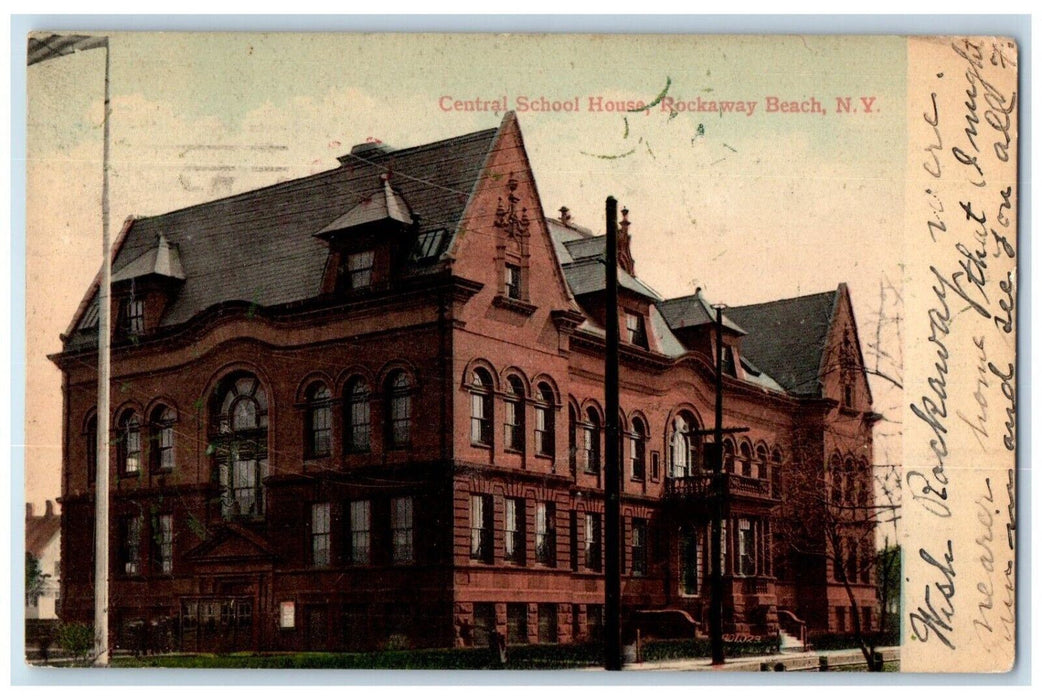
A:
[505,263,522,300]
[625,312,648,349]
[343,251,375,291]
[120,297,145,337]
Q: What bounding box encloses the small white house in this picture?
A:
[26,501,61,620]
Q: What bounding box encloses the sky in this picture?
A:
[25,33,907,509]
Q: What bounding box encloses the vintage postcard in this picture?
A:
[23,32,1018,674]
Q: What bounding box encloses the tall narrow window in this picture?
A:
[118,410,141,475]
[121,297,145,337]
[630,417,647,480]
[584,512,602,572]
[469,369,493,447]
[568,406,578,474]
[306,384,332,458]
[534,383,555,457]
[504,376,525,452]
[680,524,699,595]
[391,497,414,564]
[723,439,736,474]
[348,500,371,565]
[345,250,374,291]
[470,494,493,563]
[569,511,579,572]
[669,413,694,478]
[311,503,331,568]
[505,263,522,300]
[755,445,769,481]
[211,373,268,519]
[538,604,558,644]
[507,604,528,645]
[625,312,648,349]
[582,409,601,474]
[739,442,754,478]
[345,378,370,453]
[120,514,142,575]
[536,501,556,566]
[386,372,411,449]
[738,518,756,576]
[154,514,173,574]
[150,406,176,472]
[504,497,525,564]
[85,414,98,484]
[631,518,648,577]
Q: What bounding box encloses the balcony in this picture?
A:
[664,472,779,509]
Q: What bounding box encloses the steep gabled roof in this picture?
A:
[66,126,500,347]
[727,289,838,397]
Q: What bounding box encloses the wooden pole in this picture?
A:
[604,196,622,670]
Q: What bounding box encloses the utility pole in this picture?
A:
[28,32,111,667]
[603,196,622,671]
[709,303,726,666]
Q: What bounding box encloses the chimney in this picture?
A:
[45,500,54,517]
[559,206,572,226]
[617,207,635,276]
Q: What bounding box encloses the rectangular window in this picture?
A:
[584,513,602,572]
[311,503,331,568]
[349,500,371,565]
[631,518,648,577]
[651,451,661,481]
[470,495,493,563]
[121,515,142,575]
[836,606,847,633]
[391,497,414,564]
[625,312,648,349]
[505,263,522,299]
[504,399,524,451]
[630,436,645,480]
[507,603,528,645]
[157,421,175,471]
[472,603,496,648]
[504,498,525,564]
[582,424,598,474]
[470,392,492,446]
[680,526,699,595]
[535,404,553,456]
[538,604,558,644]
[156,514,173,574]
[348,394,370,452]
[587,604,604,640]
[536,502,556,566]
[309,403,332,458]
[122,297,145,336]
[346,250,374,290]
[738,518,756,576]
[569,511,579,572]
[862,606,873,631]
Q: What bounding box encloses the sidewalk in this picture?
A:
[623,646,900,672]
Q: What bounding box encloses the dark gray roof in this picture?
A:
[657,291,745,334]
[561,257,662,301]
[726,289,838,397]
[68,126,499,344]
[563,236,608,261]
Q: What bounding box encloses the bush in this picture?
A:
[807,630,899,651]
[57,622,95,662]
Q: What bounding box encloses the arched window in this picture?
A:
[117,409,141,475]
[582,408,601,474]
[722,439,736,474]
[305,383,332,458]
[85,413,98,484]
[345,377,370,453]
[469,368,494,447]
[739,442,753,478]
[386,371,411,449]
[211,373,268,519]
[669,413,697,478]
[755,445,769,481]
[150,405,176,471]
[630,417,647,480]
[504,375,525,452]
[534,383,555,457]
